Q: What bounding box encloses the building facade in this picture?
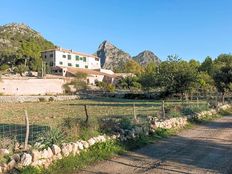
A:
[41,47,101,69]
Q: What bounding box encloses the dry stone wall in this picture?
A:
[0,95,80,103]
[0,104,231,173]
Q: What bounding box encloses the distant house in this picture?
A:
[41,47,101,69]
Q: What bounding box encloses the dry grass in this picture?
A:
[0,97,206,142]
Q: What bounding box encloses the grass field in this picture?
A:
[0,97,206,142]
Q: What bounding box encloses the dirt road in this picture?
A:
[78,116,232,174]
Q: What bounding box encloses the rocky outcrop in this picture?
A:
[96,40,132,71]
[133,50,161,66]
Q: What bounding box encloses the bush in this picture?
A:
[97,81,116,93]
[181,104,209,116]
[48,97,55,102]
[119,117,134,130]
[34,129,64,149]
[62,83,72,94]
[61,117,100,141]
[0,64,9,71]
[38,97,46,102]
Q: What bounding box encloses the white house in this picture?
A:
[41,47,101,69]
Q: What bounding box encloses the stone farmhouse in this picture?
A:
[0,47,123,95]
[41,47,117,85]
[41,47,101,69]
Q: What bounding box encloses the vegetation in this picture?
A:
[114,54,232,103]
[63,72,88,94]
[96,81,116,92]
[0,23,54,71]
[34,129,65,149]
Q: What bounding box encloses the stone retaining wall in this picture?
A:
[0,135,119,173]
[0,104,231,173]
[0,95,80,103]
[150,104,231,131]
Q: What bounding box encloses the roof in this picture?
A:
[41,47,99,59]
[53,66,117,78]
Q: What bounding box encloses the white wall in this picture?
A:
[0,79,65,95]
[42,50,101,69]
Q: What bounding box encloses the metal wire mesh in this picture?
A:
[0,99,209,143]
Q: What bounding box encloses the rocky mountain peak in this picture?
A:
[133,50,161,66]
[0,23,40,37]
[96,40,132,71]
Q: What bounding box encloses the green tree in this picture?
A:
[199,56,214,76]
[139,62,157,91]
[123,60,144,75]
[189,59,200,69]
[157,58,198,100]
[117,76,141,91]
[197,72,215,95]
[213,65,232,103]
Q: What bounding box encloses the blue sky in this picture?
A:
[0,0,231,61]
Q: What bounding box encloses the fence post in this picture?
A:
[162,100,165,119]
[133,103,138,123]
[216,95,219,112]
[197,97,199,107]
[84,105,89,124]
[24,110,29,150]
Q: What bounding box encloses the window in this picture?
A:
[95,58,99,61]
[68,55,71,60]
[49,54,53,58]
[49,62,54,66]
[76,64,79,67]
[85,65,88,69]
[80,57,83,61]
[83,57,86,62]
[68,63,72,66]
[76,55,80,61]
[62,55,66,58]
[59,62,63,65]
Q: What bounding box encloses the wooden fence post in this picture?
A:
[162,100,165,119]
[84,105,89,124]
[24,110,29,150]
[216,95,219,112]
[133,103,138,123]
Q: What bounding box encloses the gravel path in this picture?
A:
[77,116,232,174]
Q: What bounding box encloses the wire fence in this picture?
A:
[0,96,229,144]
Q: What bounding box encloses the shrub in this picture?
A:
[119,117,134,130]
[181,104,209,116]
[38,97,46,102]
[48,97,55,102]
[0,136,15,150]
[62,83,72,94]
[0,64,9,71]
[34,129,64,148]
[61,117,100,141]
